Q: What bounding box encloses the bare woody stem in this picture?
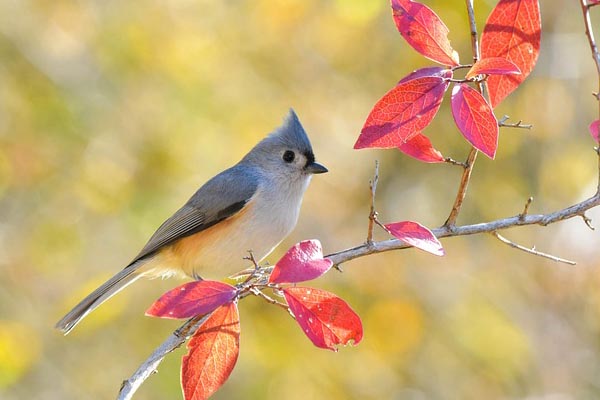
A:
[444,148,478,227]
[580,0,600,194]
[466,0,480,64]
[445,0,484,227]
[580,1,600,80]
[118,314,210,400]
[366,160,380,244]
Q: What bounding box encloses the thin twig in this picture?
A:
[250,287,293,317]
[444,157,468,168]
[491,231,576,265]
[366,161,380,244]
[498,115,533,129]
[581,1,600,77]
[581,212,595,230]
[465,0,479,64]
[580,0,600,194]
[445,147,478,228]
[519,197,534,221]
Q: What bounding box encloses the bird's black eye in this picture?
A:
[283,150,295,163]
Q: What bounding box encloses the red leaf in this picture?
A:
[398,133,444,163]
[284,287,363,351]
[451,83,499,159]
[480,0,541,107]
[354,76,449,149]
[145,280,237,319]
[384,221,444,256]
[391,0,459,66]
[590,120,600,142]
[269,240,333,284]
[181,303,240,400]
[398,66,453,85]
[465,57,521,79]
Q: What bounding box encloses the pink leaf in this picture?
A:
[284,287,363,351]
[354,76,449,149]
[465,57,521,79]
[451,83,499,159]
[385,221,444,256]
[590,120,600,142]
[398,133,444,163]
[145,280,237,319]
[269,240,333,284]
[391,0,459,66]
[398,66,453,85]
[480,0,541,107]
[181,303,240,400]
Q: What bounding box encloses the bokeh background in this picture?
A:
[1,0,600,399]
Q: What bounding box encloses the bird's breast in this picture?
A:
[152,184,303,279]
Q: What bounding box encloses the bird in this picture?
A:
[56,109,327,334]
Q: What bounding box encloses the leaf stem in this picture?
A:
[250,287,293,316]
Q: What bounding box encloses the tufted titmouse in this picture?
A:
[56,109,327,334]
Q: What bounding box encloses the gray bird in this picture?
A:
[56,109,327,334]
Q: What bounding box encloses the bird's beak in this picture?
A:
[305,161,328,174]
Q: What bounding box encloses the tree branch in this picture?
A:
[118,314,210,400]
[327,193,600,267]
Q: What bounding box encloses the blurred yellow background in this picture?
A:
[1,0,600,399]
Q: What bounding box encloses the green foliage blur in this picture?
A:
[1,0,600,399]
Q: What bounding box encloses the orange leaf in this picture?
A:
[181,303,240,400]
[284,287,363,351]
[385,221,444,256]
[269,239,333,284]
[146,280,237,320]
[451,84,498,159]
[354,76,449,149]
[480,0,541,107]
[398,133,444,163]
[465,57,521,79]
[391,0,459,66]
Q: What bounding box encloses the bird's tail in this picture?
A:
[55,261,145,335]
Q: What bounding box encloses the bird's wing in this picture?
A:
[129,166,259,264]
